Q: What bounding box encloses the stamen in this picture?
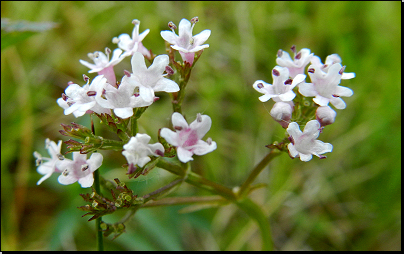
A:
[62,93,67,101]
[174,126,183,131]
[168,21,177,31]
[284,79,293,85]
[332,94,340,97]
[272,69,280,76]
[62,169,69,176]
[206,137,212,145]
[67,81,74,86]
[165,65,174,76]
[93,52,100,58]
[57,154,65,160]
[87,91,97,96]
[290,45,296,54]
[105,47,111,56]
[132,19,140,25]
[83,74,89,82]
[124,70,131,77]
[196,113,202,122]
[308,68,315,73]
[288,136,294,145]
[295,51,302,60]
[155,149,164,157]
[112,37,120,44]
[81,164,89,171]
[277,49,283,58]
[319,155,327,160]
[257,83,264,89]
[87,52,95,60]
[191,17,199,24]
[339,65,346,75]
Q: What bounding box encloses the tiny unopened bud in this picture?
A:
[191,16,199,24]
[196,113,202,122]
[92,200,98,208]
[290,45,296,54]
[168,21,177,30]
[87,91,97,96]
[308,68,315,73]
[83,74,89,82]
[112,37,120,44]
[272,69,280,76]
[316,106,337,127]
[124,70,131,77]
[277,49,283,58]
[270,101,293,128]
[339,65,346,75]
[165,65,174,76]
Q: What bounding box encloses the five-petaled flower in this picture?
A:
[122,52,180,104]
[160,17,211,65]
[34,138,70,185]
[113,19,151,59]
[122,133,165,168]
[253,66,306,102]
[160,112,217,163]
[58,152,103,188]
[298,62,354,109]
[276,46,314,78]
[79,48,125,85]
[286,120,333,161]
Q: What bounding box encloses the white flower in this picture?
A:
[310,54,355,80]
[122,52,180,103]
[57,75,110,117]
[160,17,211,65]
[79,48,125,85]
[160,112,217,163]
[113,19,150,58]
[298,63,354,109]
[95,76,152,119]
[34,139,70,185]
[276,46,314,78]
[252,66,306,102]
[122,133,165,168]
[57,152,103,188]
[287,120,333,161]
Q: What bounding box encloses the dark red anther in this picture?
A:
[308,68,315,73]
[290,45,296,54]
[284,79,293,85]
[124,70,131,77]
[191,17,199,24]
[83,74,89,82]
[168,21,177,30]
[87,91,96,96]
[155,149,164,157]
[62,93,67,101]
[174,126,183,131]
[288,135,294,145]
[319,155,327,160]
[277,49,283,58]
[332,94,340,97]
[257,83,264,89]
[339,65,346,75]
[165,65,174,76]
[295,51,302,60]
[272,69,280,76]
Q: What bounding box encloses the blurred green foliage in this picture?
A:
[1,1,401,251]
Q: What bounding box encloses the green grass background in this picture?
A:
[1,1,401,251]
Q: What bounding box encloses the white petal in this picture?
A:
[114,107,134,119]
[193,29,211,46]
[313,96,330,107]
[171,112,189,129]
[335,86,353,97]
[329,97,347,109]
[259,94,273,102]
[78,174,94,188]
[160,128,179,146]
[153,78,180,93]
[148,143,165,156]
[278,90,296,102]
[190,114,212,139]
[291,74,307,87]
[139,86,155,103]
[286,122,302,139]
[299,153,313,162]
[177,146,194,163]
[298,82,317,97]
[287,143,299,158]
[58,172,78,185]
[192,140,217,156]
[341,72,355,79]
[148,54,169,77]
[88,153,103,173]
[160,31,178,45]
[131,52,147,73]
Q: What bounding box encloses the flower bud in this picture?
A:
[316,106,337,127]
[270,102,294,128]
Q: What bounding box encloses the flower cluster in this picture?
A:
[36,17,216,188]
[253,45,355,161]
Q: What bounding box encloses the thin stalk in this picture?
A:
[238,149,281,197]
[131,117,137,137]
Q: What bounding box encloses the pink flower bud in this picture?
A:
[270,102,294,128]
[316,106,337,126]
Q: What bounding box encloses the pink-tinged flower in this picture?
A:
[298,63,354,109]
[95,76,152,119]
[34,138,70,185]
[160,17,211,65]
[310,54,355,80]
[270,101,294,128]
[122,52,180,103]
[252,66,306,102]
[57,75,110,117]
[57,152,103,188]
[316,106,337,127]
[79,48,125,85]
[160,112,217,163]
[122,133,165,168]
[287,120,333,161]
[113,19,151,58]
[276,46,314,78]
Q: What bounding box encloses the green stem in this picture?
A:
[131,117,137,137]
[236,198,273,251]
[93,170,104,251]
[238,149,281,197]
